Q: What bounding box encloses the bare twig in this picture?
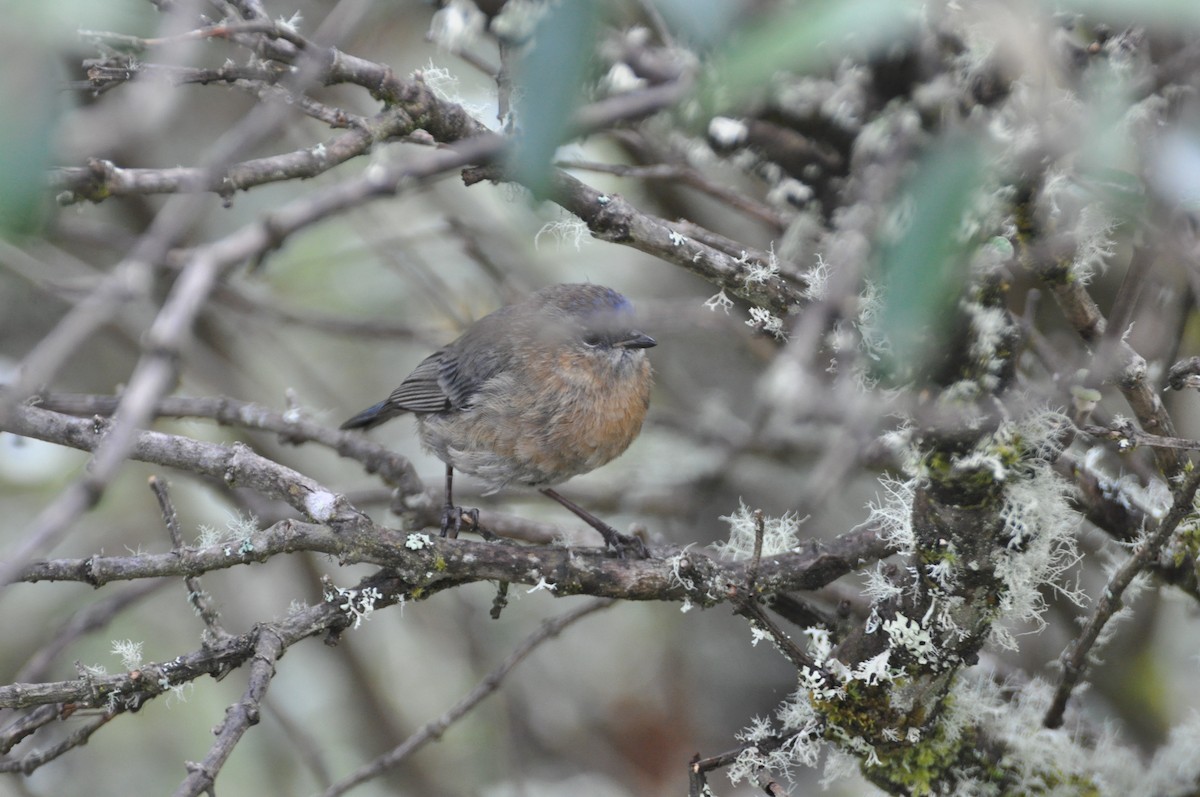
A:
[173,625,285,797]
[320,598,615,797]
[734,598,821,674]
[0,714,116,775]
[1079,422,1200,452]
[11,516,890,610]
[30,391,422,492]
[747,507,765,591]
[688,733,792,797]
[478,167,809,315]
[52,107,390,203]
[1,136,497,586]
[150,476,228,639]
[1044,463,1200,728]
[557,158,789,230]
[11,580,167,685]
[3,24,377,586]
[1028,248,1182,476]
[1,570,404,713]
[0,404,370,553]
[1,705,60,756]
[22,392,561,544]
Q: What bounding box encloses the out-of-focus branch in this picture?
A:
[1022,226,1182,476]
[320,598,616,797]
[557,157,789,230]
[1044,464,1200,729]
[30,391,422,492]
[462,165,807,315]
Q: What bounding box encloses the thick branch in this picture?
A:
[14,519,892,608]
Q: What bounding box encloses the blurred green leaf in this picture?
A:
[0,0,147,236]
[708,0,921,109]
[508,0,598,197]
[1071,61,1147,221]
[875,136,985,384]
[1054,0,1200,27]
[652,0,743,47]
[0,44,58,236]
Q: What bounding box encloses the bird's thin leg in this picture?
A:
[539,487,649,559]
[440,464,458,538]
[439,464,479,539]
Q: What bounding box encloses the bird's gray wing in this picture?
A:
[385,350,454,412]
[435,310,519,409]
[341,310,519,430]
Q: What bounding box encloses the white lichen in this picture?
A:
[703,289,734,313]
[746,306,788,341]
[405,532,434,550]
[324,584,384,629]
[712,501,807,559]
[111,639,144,671]
[533,216,589,251]
[708,116,748,148]
[802,253,830,301]
[304,490,338,522]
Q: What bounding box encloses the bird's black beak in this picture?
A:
[617,332,657,349]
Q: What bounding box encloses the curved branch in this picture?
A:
[320,598,616,797]
[29,392,422,494]
[52,108,396,203]
[462,165,807,315]
[0,403,366,528]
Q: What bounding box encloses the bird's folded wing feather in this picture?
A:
[385,352,453,412]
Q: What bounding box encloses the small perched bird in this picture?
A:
[341,283,656,556]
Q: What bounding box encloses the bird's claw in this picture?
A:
[440,505,479,539]
[603,528,650,560]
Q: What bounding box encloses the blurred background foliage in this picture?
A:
[4,0,1200,795]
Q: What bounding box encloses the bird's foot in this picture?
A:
[538,487,651,559]
[597,524,650,560]
[439,505,480,539]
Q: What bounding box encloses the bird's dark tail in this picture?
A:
[339,401,396,431]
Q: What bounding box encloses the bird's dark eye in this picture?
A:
[582,333,603,348]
